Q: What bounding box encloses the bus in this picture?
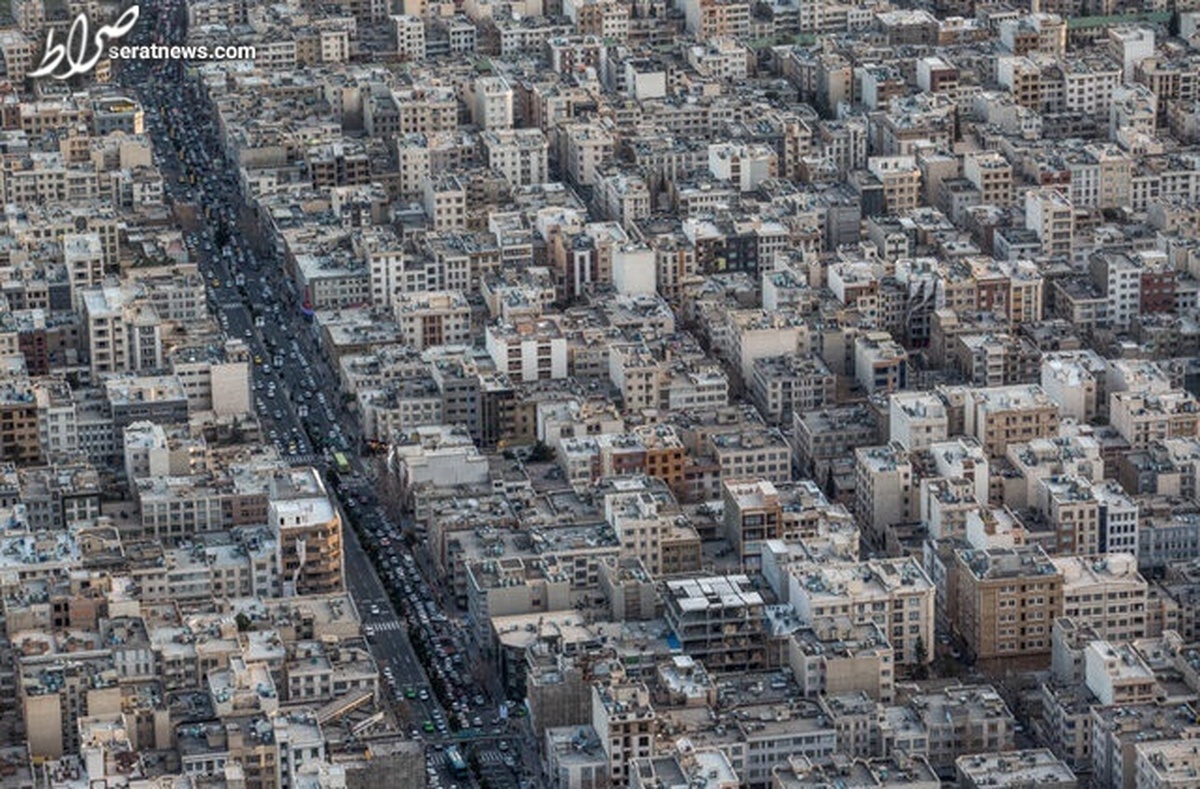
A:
[445,746,468,778]
[332,452,351,475]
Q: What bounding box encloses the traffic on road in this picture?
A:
[117,5,532,788]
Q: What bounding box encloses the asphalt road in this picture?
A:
[119,8,530,786]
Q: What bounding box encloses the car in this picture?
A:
[423,721,435,733]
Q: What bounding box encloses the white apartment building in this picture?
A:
[482,129,549,187]
[485,319,569,382]
[1084,641,1157,706]
[563,123,615,187]
[473,75,514,129]
[708,142,778,191]
[393,15,426,60]
[789,557,936,667]
[1061,56,1122,116]
[889,391,949,451]
[1089,251,1141,331]
[423,174,467,231]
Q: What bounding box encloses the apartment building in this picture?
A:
[854,442,915,547]
[1110,390,1200,449]
[485,318,569,382]
[422,174,467,231]
[722,479,784,569]
[1091,703,1200,789]
[21,653,119,758]
[956,750,1077,789]
[794,405,879,478]
[592,682,657,785]
[481,129,550,187]
[605,490,702,576]
[749,353,835,425]
[1004,436,1105,510]
[708,142,778,192]
[682,0,750,41]
[269,473,344,597]
[889,391,949,452]
[854,331,908,395]
[663,575,767,672]
[563,123,616,188]
[0,380,41,465]
[963,151,1014,207]
[79,285,162,378]
[472,75,514,129]
[953,545,1063,664]
[1135,739,1200,789]
[1052,553,1147,644]
[867,156,922,214]
[790,620,896,703]
[466,557,572,646]
[393,290,472,351]
[1024,188,1074,257]
[1041,351,1108,422]
[789,557,935,667]
[964,384,1061,458]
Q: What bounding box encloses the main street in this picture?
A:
[119,6,528,787]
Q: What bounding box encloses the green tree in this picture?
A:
[913,636,929,679]
[528,441,555,462]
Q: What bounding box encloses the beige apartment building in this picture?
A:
[1053,553,1147,644]
[964,384,1061,457]
[1025,188,1074,257]
[393,290,472,351]
[722,478,784,569]
[889,391,949,452]
[789,619,896,702]
[953,544,1063,665]
[963,151,1014,207]
[1135,739,1200,789]
[592,681,657,785]
[22,653,121,758]
[270,496,344,597]
[1110,390,1200,449]
[868,156,922,214]
[466,556,572,647]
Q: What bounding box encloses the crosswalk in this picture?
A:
[371,619,404,632]
[429,750,504,768]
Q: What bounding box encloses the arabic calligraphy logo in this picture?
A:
[29,5,140,80]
